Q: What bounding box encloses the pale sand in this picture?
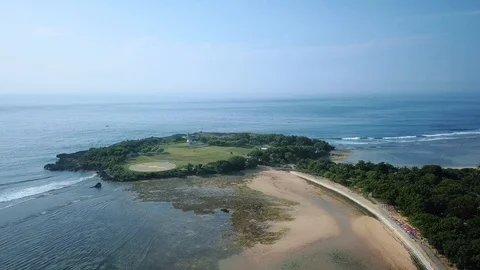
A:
[128,161,176,172]
[352,216,415,269]
[291,171,438,270]
[219,170,339,270]
[220,170,417,270]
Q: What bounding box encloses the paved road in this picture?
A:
[290,171,442,270]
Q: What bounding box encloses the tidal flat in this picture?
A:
[131,171,297,248]
[132,169,416,270]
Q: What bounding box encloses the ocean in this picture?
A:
[1,91,479,269]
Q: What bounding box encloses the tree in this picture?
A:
[447,195,478,220]
[245,158,258,169]
[284,152,296,163]
[228,156,247,170]
[216,161,233,174]
[185,163,194,173]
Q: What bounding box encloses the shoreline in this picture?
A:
[329,149,352,163]
[220,169,416,270]
[219,170,340,269]
[338,148,479,170]
[290,171,443,270]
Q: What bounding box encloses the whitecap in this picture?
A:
[0,174,97,203]
[383,136,417,140]
[341,137,361,140]
[423,130,480,137]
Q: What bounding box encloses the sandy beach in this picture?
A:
[291,171,441,270]
[352,216,416,269]
[220,170,417,270]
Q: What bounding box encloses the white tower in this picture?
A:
[187,133,192,146]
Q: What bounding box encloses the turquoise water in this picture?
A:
[0,92,479,269]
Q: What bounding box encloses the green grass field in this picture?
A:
[128,143,253,168]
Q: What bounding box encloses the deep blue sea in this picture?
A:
[0,91,479,269]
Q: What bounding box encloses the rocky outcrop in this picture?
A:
[44,151,98,172]
[92,182,102,188]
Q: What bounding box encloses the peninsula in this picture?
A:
[45,132,480,269]
[44,132,334,181]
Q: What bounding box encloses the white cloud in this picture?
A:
[31,26,61,37]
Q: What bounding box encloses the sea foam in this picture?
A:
[383,136,417,140]
[422,130,480,137]
[0,174,96,203]
[341,137,361,140]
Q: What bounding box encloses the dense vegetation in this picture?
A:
[45,135,184,172]
[45,132,480,267]
[104,155,258,181]
[199,132,334,166]
[195,132,332,148]
[296,159,480,269]
[248,145,332,165]
[45,132,335,181]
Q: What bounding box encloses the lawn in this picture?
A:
[128,143,253,168]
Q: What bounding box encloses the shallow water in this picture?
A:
[278,187,394,270]
[2,93,480,208]
[0,178,239,270]
[1,93,479,269]
[0,170,417,270]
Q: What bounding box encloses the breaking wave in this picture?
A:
[341,137,361,140]
[422,130,480,137]
[0,174,97,203]
[334,129,480,146]
[383,135,417,140]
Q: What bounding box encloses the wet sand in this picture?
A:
[219,170,339,269]
[291,171,441,270]
[220,170,416,270]
[352,216,415,269]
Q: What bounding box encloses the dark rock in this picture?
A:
[220,208,230,213]
[92,182,102,188]
[57,150,88,159]
[44,163,62,171]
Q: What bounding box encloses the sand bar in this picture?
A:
[220,170,339,269]
[291,171,439,270]
[220,170,418,270]
[352,216,416,269]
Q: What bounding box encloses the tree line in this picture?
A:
[44,132,480,267]
[295,159,480,269]
[45,133,334,181]
[195,132,334,149]
[46,135,182,172]
[104,155,258,181]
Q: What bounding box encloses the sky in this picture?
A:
[0,1,479,98]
